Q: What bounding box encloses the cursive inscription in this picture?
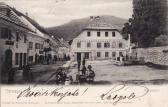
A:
[17,86,88,102]
[16,84,149,105]
[100,84,149,105]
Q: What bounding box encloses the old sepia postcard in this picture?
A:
[0,0,168,107]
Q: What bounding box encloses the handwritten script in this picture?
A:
[17,84,149,105]
[17,86,88,102]
[100,84,149,105]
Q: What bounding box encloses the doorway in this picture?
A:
[19,53,23,69]
[5,49,13,83]
[77,53,81,61]
[23,53,27,65]
[5,49,13,69]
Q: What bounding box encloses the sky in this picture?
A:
[1,0,133,27]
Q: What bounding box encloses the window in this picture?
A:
[119,52,123,57]
[112,52,116,57]
[119,43,123,48]
[15,53,19,65]
[104,43,110,48]
[97,52,101,57]
[16,32,19,42]
[112,32,116,37]
[29,56,33,63]
[1,28,12,40]
[97,42,101,48]
[87,42,91,48]
[35,43,40,49]
[112,42,116,48]
[87,31,91,37]
[105,52,109,57]
[77,42,81,48]
[97,32,100,37]
[85,53,89,59]
[105,32,108,37]
[29,42,33,50]
[40,44,44,49]
[24,34,27,43]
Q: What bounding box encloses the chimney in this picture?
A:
[25,12,28,16]
[61,37,64,41]
[90,16,94,21]
[95,16,100,19]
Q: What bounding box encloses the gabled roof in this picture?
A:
[11,7,49,35]
[0,2,32,31]
[84,16,117,30]
[0,2,52,39]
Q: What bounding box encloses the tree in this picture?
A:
[123,0,167,47]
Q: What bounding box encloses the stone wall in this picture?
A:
[132,46,168,65]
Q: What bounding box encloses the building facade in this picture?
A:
[70,16,131,61]
[0,3,33,82]
[57,38,70,60]
[0,3,60,82]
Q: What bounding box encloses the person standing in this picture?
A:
[81,66,87,75]
[77,60,81,71]
[82,58,86,66]
[8,68,15,84]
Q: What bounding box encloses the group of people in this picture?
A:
[81,65,95,78]
[77,58,95,82]
[53,67,73,85]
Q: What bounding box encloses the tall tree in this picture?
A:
[122,0,167,47]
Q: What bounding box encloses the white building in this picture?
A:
[0,3,60,82]
[19,15,48,64]
[14,7,60,64]
[57,38,70,60]
[0,3,33,82]
[70,16,131,61]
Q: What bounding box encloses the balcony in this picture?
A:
[44,47,52,52]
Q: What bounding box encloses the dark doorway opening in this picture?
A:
[23,53,27,66]
[77,53,81,61]
[19,53,23,69]
[4,49,14,83]
[35,54,38,64]
[5,49,13,68]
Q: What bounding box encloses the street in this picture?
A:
[14,61,66,84]
[14,60,168,85]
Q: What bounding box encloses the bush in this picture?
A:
[154,35,168,46]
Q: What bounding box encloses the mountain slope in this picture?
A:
[46,15,127,41]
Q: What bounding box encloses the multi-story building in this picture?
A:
[0,3,60,82]
[19,13,49,64]
[0,3,33,82]
[11,5,60,65]
[57,38,70,60]
[70,16,131,61]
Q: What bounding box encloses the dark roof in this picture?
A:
[0,3,32,31]
[11,7,49,35]
[84,16,117,30]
